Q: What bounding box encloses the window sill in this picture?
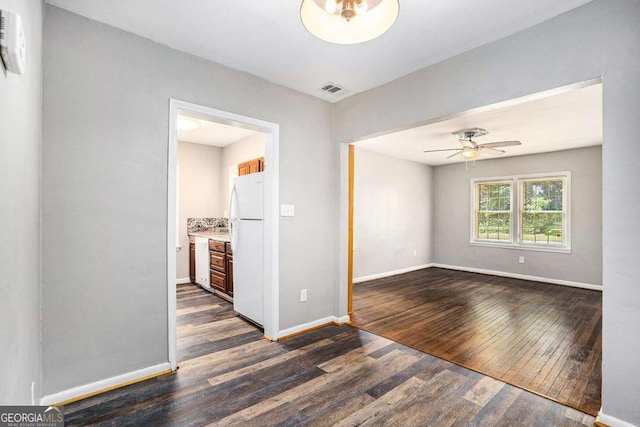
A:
[470,241,571,254]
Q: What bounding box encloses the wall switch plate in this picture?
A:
[300,289,307,302]
[281,204,295,217]
[519,256,525,264]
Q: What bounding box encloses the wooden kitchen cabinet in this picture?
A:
[189,236,195,283]
[209,240,226,293]
[209,239,233,298]
[210,252,226,271]
[210,270,226,292]
[238,157,265,176]
[209,240,225,252]
[248,158,261,174]
[226,244,234,297]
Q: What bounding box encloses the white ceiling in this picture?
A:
[356,83,602,165]
[177,114,259,147]
[45,0,593,103]
[47,0,600,161]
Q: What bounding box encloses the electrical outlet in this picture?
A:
[519,256,525,264]
[300,289,307,302]
[413,249,417,256]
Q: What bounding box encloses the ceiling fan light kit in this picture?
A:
[461,149,480,160]
[424,128,522,162]
[300,0,399,44]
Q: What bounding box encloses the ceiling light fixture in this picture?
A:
[461,148,480,160]
[177,117,201,131]
[300,0,399,45]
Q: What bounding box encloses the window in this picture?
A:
[475,181,512,242]
[471,173,570,252]
[520,178,566,245]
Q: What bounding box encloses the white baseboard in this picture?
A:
[277,315,350,340]
[597,410,638,427]
[334,314,350,324]
[176,278,191,285]
[353,264,432,284]
[432,263,602,291]
[40,362,172,406]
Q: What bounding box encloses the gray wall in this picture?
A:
[433,146,602,285]
[334,0,640,423]
[176,141,223,280]
[354,148,432,279]
[219,133,265,216]
[42,5,335,396]
[0,0,43,405]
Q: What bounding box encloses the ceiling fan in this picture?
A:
[424,128,521,160]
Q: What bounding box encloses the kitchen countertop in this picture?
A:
[189,229,230,242]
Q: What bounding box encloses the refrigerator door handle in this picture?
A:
[229,185,237,252]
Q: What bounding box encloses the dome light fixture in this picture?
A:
[300,0,399,45]
[461,148,480,160]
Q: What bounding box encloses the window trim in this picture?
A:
[470,172,571,253]
[473,179,514,244]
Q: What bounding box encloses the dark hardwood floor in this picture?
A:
[63,283,595,426]
[350,267,602,416]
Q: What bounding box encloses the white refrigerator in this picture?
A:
[229,172,264,326]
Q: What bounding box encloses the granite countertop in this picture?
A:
[189,229,230,242]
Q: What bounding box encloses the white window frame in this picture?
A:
[473,179,514,244]
[470,172,571,253]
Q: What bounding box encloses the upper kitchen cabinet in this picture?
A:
[238,157,264,176]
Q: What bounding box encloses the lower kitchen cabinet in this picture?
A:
[189,235,233,298]
[210,269,226,292]
[226,247,233,297]
[209,239,233,298]
[189,236,195,283]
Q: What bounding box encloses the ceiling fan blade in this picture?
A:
[459,139,475,148]
[478,140,521,149]
[423,148,464,153]
[481,147,506,156]
[447,151,463,159]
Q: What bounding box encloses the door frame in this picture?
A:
[348,144,354,315]
[167,99,280,370]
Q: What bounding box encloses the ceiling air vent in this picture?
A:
[320,82,347,96]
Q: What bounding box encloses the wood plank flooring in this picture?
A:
[350,267,602,416]
[62,283,596,426]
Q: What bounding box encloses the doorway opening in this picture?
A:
[345,80,603,415]
[168,100,280,371]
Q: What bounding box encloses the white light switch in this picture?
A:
[281,204,295,217]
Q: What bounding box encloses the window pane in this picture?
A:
[475,181,512,241]
[477,212,511,241]
[521,212,564,244]
[477,182,511,212]
[522,179,563,212]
